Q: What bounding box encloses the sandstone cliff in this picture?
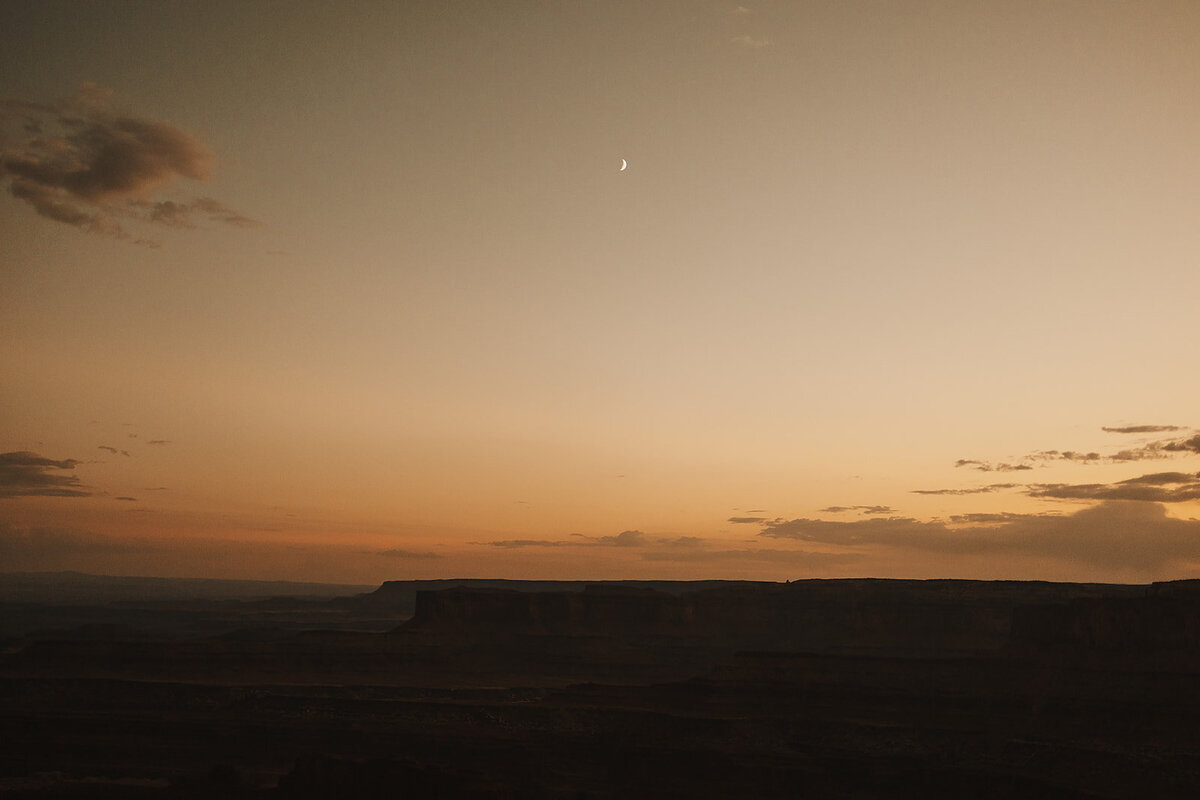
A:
[401,578,1147,655]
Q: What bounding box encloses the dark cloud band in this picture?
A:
[0,451,90,498]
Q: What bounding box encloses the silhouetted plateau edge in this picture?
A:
[4,576,1200,798]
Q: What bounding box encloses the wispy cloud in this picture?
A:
[955,428,1198,472]
[0,451,89,498]
[819,505,894,515]
[948,512,1057,524]
[0,84,257,243]
[755,501,1200,573]
[475,530,649,549]
[98,445,130,457]
[954,459,1033,472]
[1028,471,1200,503]
[476,528,859,569]
[474,539,567,549]
[572,529,646,547]
[128,197,259,229]
[640,548,861,567]
[1027,450,1102,464]
[1078,432,1200,462]
[759,516,938,545]
[911,483,1019,496]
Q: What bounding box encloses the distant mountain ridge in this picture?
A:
[0,571,374,605]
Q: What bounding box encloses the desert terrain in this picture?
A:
[3,574,1199,798]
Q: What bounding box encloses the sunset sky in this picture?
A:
[3,1,1199,584]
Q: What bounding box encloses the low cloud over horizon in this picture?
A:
[954,426,1199,472]
[755,501,1200,575]
[475,530,650,549]
[721,426,1200,578]
[1102,425,1184,434]
[911,483,1019,496]
[6,421,1199,583]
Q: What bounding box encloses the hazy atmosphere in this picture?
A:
[3,0,1199,584]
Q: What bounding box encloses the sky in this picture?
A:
[2,0,1199,584]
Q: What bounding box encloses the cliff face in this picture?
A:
[404,586,694,637]
[1012,587,1200,653]
[401,579,1148,654]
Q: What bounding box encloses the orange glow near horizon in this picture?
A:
[3,2,1200,585]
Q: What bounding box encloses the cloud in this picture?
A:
[476,530,649,549]
[755,501,1200,573]
[0,85,257,241]
[98,445,131,457]
[759,516,941,545]
[957,427,1198,470]
[948,512,1058,524]
[572,529,646,547]
[145,440,170,446]
[819,505,894,515]
[0,451,90,497]
[114,496,137,502]
[474,539,567,549]
[955,459,1033,472]
[911,483,1019,496]
[1163,434,1200,454]
[728,516,767,524]
[1099,433,1200,461]
[1108,444,1181,462]
[128,197,260,229]
[8,178,104,228]
[1028,450,1101,464]
[377,548,442,559]
[731,34,771,48]
[1122,472,1199,485]
[1028,471,1200,503]
[476,528,861,567]
[639,548,862,567]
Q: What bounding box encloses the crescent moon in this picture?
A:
[620,159,627,171]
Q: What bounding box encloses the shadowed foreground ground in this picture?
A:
[2,577,1199,798]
